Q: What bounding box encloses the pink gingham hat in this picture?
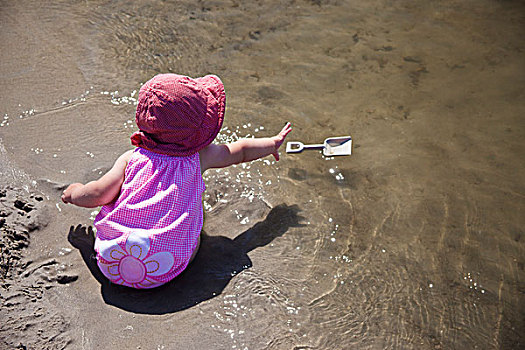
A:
[130,73,226,156]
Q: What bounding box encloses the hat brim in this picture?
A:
[191,74,226,154]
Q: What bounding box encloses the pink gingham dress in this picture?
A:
[93,147,205,289]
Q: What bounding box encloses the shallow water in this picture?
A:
[1,0,524,349]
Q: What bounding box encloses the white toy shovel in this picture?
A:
[286,136,352,156]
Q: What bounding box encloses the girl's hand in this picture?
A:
[271,122,292,161]
[59,150,131,208]
[61,183,83,204]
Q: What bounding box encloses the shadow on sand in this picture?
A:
[68,204,304,315]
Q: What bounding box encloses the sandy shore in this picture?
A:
[1,0,524,349]
[0,186,72,349]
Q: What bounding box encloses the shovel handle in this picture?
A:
[286,141,303,153]
[286,141,324,153]
[303,143,324,149]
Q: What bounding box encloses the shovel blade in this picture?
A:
[323,136,352,156]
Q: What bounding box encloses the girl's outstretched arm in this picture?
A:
[200,122,291,172]
[61,150,134,208]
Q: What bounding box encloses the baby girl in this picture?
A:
[62,73,291,289]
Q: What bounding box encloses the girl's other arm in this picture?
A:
[200,122,291,172]
[61,150,134,208]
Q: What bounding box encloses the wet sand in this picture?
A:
[1,0,524,349]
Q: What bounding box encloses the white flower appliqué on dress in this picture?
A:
[97,234,175,288]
